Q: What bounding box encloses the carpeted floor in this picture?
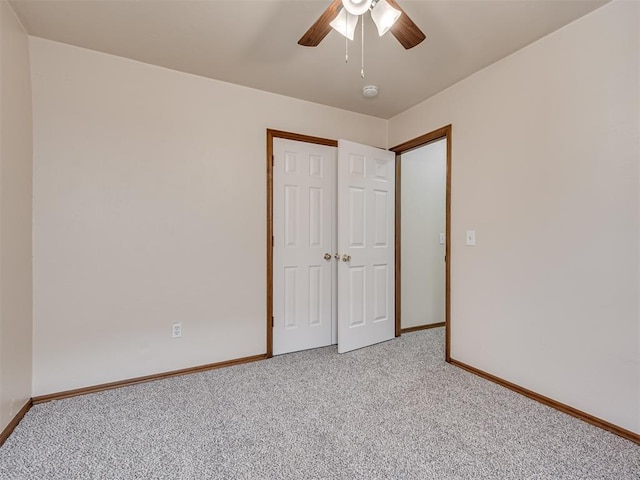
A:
[1,327,638,479]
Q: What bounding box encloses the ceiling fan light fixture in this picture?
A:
[341,0,373,16]
[330,8,359,40]
[371,0,402,36]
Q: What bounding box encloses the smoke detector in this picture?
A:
[362,85,379,98]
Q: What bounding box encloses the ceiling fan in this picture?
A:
[298,0,426,50]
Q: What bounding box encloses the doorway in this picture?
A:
[391,125,452,361]
[267,129,396,357]
[266,130,336,357]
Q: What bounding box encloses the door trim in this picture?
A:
[266,129,338,358]
[390,125,452,361]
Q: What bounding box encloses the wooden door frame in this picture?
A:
[390,125,453,362]
[266,129,338,358]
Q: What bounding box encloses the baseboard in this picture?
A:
[0,399,33,447]
[401,322,445,334]
[32,353,268,404]
[449,358,640,445]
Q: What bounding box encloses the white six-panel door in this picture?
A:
[273,137,395,355]
[337,140,396,353]
[273,138,337,355]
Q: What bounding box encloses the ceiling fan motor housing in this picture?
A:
[342,0,374,16]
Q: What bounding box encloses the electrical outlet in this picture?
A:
[171,322,182,338]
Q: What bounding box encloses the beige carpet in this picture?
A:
[1,328,638,479]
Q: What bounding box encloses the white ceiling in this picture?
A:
[10,0,609,119]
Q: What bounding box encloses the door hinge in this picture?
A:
[272,236,274,247]
[272,155,274,167]
[271,316,274,328]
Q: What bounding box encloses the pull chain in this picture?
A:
[345,34,349,62]
[345,10,349,63]
[361,13,365,78]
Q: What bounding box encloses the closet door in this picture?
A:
[337,140,395,353]
[272,138,337,355]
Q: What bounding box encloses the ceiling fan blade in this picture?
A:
[386,0,426,49]
[298,0,343,47]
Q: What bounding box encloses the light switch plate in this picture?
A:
[439,233,445,245]
[466,230,476,246]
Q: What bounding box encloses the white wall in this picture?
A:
[401,139,446,329]
[390,0,639,433]
[30,37,387,396]
[0,0,33,432]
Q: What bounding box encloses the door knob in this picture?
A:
[342,254,351,262]
[324,253,332,260]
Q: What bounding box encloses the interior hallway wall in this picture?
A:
[389,0,639,434]
[30,37,387,396]
[401,139,446,329]
[0,0,33,432]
